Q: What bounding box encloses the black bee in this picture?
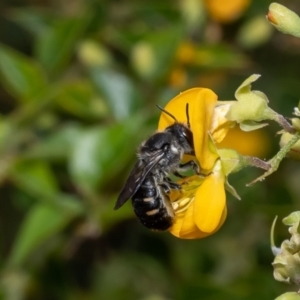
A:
[114,104,199,230]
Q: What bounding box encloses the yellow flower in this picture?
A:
[175,41,197,65]
[203,0,251,23]
[168,67,187,88]
[158,88,229,239]
[158,75,273,239]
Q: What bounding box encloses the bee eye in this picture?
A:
[182,128,194,148]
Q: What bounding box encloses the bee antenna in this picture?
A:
[156,105,178,123]
[186,103,191,128]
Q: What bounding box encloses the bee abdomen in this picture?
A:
[132,177,174,231]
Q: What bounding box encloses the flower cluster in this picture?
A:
[272,212,300,285]
[158,75,273,239]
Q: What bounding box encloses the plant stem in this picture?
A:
[274,113,296,134]
[248,132,300,185]
[245,156,271,170]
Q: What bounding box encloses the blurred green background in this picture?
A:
[0,0,300,299]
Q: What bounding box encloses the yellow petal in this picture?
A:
[211,103,235,143]
[169,197,227,239]
[169,205,211,239]
[194,167,226,233]
[217,125,270,158]
[158,88,219,172]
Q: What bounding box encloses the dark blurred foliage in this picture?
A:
[0,0,299,299]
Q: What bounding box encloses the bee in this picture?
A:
[114,104,199,231]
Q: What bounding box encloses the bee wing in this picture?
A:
[114,151,164,210]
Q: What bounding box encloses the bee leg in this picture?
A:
[167,181,181,190]
[160,180,181,194]
[178,160,200,175]
[159,182,171,194]
[173,171,186,178]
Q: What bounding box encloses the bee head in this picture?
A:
[156,104,195,155]
[141,132,172,153]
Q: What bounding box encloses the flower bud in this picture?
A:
[284,213,300,247]
[131,42,155,79]
[279,132,300,161]
[225,74,277,128]
[292,118,300,132]
[78,40,112,67]
[273,239,300,284]
[294,106,300,117]
[283,212,300,227]
[275,292,300,300]
[273,214,300,284]
[267,3,300,38]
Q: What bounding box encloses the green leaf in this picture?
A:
[98,194,133,231]
[21,123,82,161]
[7,7,54,37]
[55,81,108,120]
[131,27,184,81]
[89,67,141,120]
[10,160,59,199]
[195,44,249,69]
[0,44,48,102]
[35,18,87,76]
[144,27,183,79]
[8,200,82,267]
[69,115,145,193]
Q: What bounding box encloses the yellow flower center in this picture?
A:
[170,175,205,214]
